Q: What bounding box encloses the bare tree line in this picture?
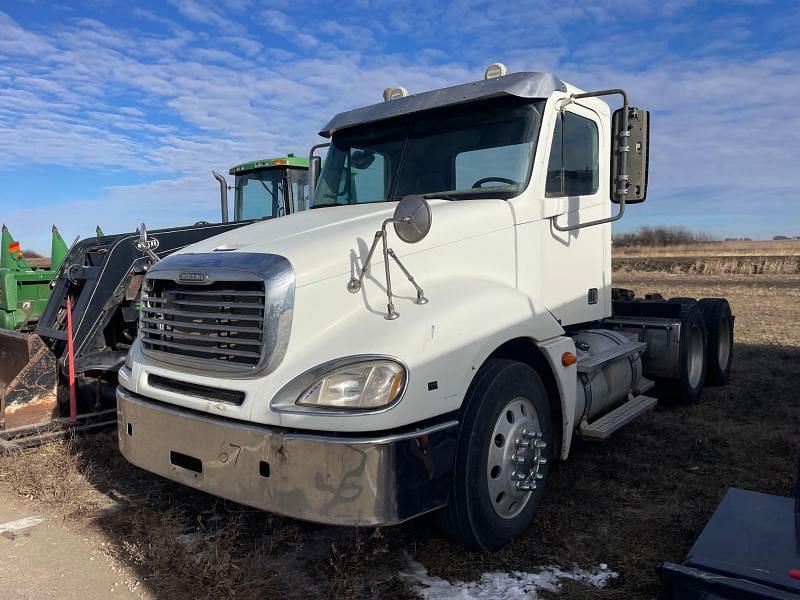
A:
[613,226,716,247]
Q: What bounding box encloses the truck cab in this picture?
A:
[117,66,733,551]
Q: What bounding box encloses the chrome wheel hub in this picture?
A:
[717,316,731,370]
[487,396,547,519]
[687,325,705,388]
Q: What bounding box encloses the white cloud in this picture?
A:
[1,2,798,251]
[0,11,53,55]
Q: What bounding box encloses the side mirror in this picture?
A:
[212,171,229,222]
[136,223,160,263]
[310,156,321,191]
[611,107,650,204]
[308,143,330,200]
[393,195,432,244]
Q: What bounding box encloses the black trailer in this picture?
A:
[659,459,800,599]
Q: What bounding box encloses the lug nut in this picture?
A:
[534,440,547,449]
[516,481,537,492]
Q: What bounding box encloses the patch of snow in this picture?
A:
[0,515,45,533]
[175,532,202,545]
[400,558,618,599]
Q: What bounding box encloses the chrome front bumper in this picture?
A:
[116,386,457,526]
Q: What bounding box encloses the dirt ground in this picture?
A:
[1,266,798,599]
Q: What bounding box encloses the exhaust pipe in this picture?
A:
[212,171,229,223]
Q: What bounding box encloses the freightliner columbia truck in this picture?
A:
[117,64,734,550]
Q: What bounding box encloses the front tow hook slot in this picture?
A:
[170,450,202,474]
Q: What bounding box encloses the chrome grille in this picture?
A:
[140,280,266,370]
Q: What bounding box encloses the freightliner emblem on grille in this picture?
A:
[178,272,208,282]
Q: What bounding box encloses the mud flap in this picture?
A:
[0,330,58,429]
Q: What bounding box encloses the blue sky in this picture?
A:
[1,0,799,252]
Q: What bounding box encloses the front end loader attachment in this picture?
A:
[0,219,253,446]
[0,330,58,430]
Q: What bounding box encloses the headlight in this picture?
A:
[296,360,406,410]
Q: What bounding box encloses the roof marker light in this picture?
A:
[484,62,508,80]
[383,86,409,102]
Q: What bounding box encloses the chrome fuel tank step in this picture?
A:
[579,394,657,440]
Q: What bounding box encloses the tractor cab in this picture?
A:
[228,154,310,221]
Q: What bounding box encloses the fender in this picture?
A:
[533,336,578,459]
[455,302,578,460]
[268,274,568,434]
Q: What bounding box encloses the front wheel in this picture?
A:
[437,359,553,551]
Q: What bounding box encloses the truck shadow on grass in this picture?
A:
[2,342,797,600]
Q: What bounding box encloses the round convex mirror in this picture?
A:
[138,222,148,248]
[393,195,432,244]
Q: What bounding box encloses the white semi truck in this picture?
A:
[117,65,734,551]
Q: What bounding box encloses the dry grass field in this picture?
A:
[614,239,800,276]
[614,239,800,257]
[1,240,798,599]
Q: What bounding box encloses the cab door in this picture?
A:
[538,103,611,325]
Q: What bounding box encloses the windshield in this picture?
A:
[311,97,544,208]
[235,168,288,220]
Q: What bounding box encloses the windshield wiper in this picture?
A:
[422,192,460,201]
[310,202,343,209]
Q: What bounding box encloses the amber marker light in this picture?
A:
[562,352,577,367]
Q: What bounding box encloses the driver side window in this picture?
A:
[545,111,599,197]
[329,147,389,205]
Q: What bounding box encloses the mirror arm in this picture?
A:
[347,216,413,320]
[348,217,408,291]
[387,248,427,305]
[551,197,626,232]
[550,88,631,233]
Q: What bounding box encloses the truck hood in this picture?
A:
[174,200,514,287]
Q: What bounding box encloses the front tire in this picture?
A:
[438,359,553,551]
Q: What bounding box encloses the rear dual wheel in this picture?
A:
[666,299,707,402]
[438,359,553,551]
[698,298,734,385]
[665,297,734,398]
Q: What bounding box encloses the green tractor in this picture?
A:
[223,153,311,217]
[1,155,311,437]
[0,225,69,331]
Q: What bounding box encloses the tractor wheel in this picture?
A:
[437,359,553,551]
